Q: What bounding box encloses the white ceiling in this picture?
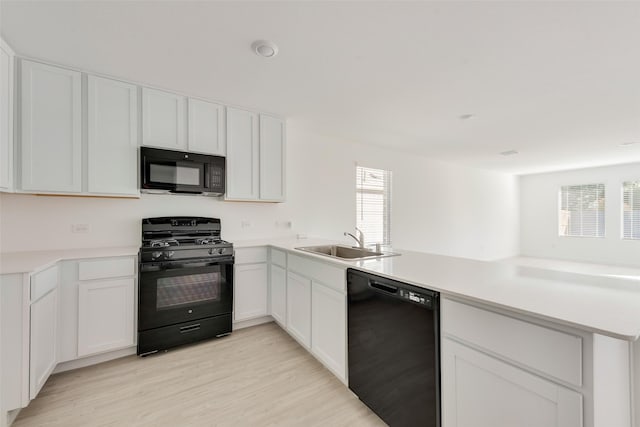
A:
[1,1,639,175]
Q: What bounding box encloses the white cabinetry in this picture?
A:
[442,338,582,427]
[226,108,286,202]
[286,271,312,348]
[78,278,135,357]
[259,115,286,201]
[311,282,346,381]
[226,107,259,200]
[20,60,82,193]
[87,76,139,196]
[0,39,14,192]
[441,298,585,427]
[59,256,136,362]
[234,264,268,322]
[234,248,268,323]
[188,98,225,155]
[29,265,58,399]
[269,248,287,328]
[1,274,29,412]
[142,87,186,150]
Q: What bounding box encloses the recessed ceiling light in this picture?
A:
[459,114,475,120]
[620,142,640,147]
[500,150,519,156]
[251,40,279,58]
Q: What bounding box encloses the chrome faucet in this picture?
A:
[344,227,365,249]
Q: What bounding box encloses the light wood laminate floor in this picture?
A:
[14,322,386,427]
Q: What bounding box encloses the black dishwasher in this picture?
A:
[347,269,440,427]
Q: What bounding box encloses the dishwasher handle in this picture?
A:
[369,280,398,294]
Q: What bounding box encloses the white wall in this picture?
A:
[0,122,519,261]
[520,162,640,267]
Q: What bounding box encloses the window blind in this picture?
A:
[559,183,605,238]
[623,180,640,240]
[356,166,392,245]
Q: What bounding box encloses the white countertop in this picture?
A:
[253,238,640,341]
[3,239,640,341]
[0,246,139,275]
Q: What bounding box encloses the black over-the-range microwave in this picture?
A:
[140,147,226,196]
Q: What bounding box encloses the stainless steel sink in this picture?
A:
[295,245,399,261]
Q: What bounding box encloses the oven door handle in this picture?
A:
[140,257,234,272]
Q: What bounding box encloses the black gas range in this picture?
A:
[138,217,233,356]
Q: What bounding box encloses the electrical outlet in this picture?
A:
[241,220,251,229]
[71,224,91,234]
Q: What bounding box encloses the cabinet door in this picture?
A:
[30,289,57,399]
[188,98,225,156]
[0,41,14,191]
[259,115,285,201]
[21,60,81,193]
[441,338,583,427]
[234,263,268,322]
[87,76,138,195]
[142,87,186,150]
[270,264,286,327]
[77,278,134,357]
[286,271,311,348]
[311,282,346,382]
[226,107,259,200]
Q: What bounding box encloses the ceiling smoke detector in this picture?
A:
[251,40,279,58]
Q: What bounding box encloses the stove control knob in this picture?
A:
[152,251,162,260]
[166,251,175,259]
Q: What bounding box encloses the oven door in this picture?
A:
[138,258,233,331]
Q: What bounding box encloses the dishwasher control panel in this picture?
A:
[399,289,433,308]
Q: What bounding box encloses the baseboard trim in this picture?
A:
[6,409,21,427]
[233,316,274,330]
[53,347,136,374]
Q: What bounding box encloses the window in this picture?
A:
[356,166,392,245]
[559,183,605,237]
[623,180,640,240]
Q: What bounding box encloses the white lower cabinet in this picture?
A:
[78,278,135,357]
[58,256,137,363]
[234,263,268,322]
[30,287,57,399]
[311,281,346,382]
[269,264,287,327]
[441,297,587,427]
[286,271,312,348]
[442,338,583,427]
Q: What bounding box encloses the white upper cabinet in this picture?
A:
[226,107,259,200]
[20,60,82,193]
[87,76,138,196]
[226,108,286,202]
[0,39,14,192]
[142,87,186,150]
[259,114,286,201]
[188,98,225,156]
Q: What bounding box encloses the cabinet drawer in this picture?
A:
[270,248,287,268]
[78,257,135,281]
[31,265,58,302]
[235,247,267,264]
[288,254,345,292]
[442,298,582,386]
